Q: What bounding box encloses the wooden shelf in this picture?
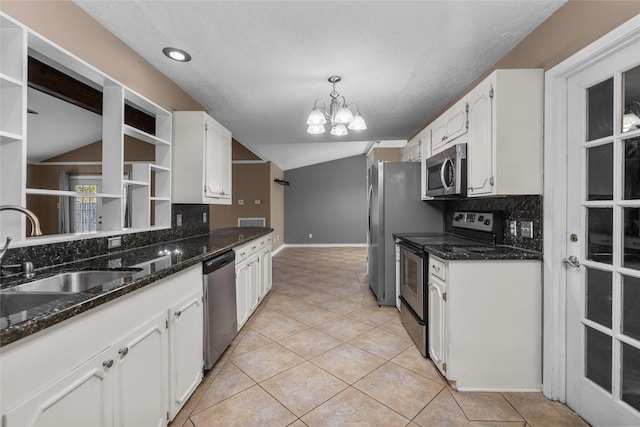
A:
[0,130,22,143]
[123,179,149,187]
[0,73,22,88]
[2,12,172,242]
[124,124,170,146]
[26,188,121,198]
[149,164,170,172]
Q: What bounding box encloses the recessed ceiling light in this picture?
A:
[162,47,191,62]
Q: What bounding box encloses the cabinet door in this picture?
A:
[467,78,494,196]
[168,291,204,419]
[4,348,114,427]
[428,279,447,376]
[444,101,468,142]
[431,101,468,154]
[431,118,447,152]
[236,262,250,329]
[116,312,168,427]
[263,249,272,295]
[204,117,232,201]
[248,258,260,312]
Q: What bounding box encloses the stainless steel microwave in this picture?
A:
[425,143,467,197]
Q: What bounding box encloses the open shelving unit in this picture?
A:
[0,12,172,244]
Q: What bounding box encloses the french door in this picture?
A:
[565,37,640,426]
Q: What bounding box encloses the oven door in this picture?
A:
[398,243,426,319]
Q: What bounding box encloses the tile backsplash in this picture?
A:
[444,195,543,252]
[2,204,209,269]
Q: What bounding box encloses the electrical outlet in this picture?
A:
[520,221,534,239]
[509,221,518,237]
[176,214,183,227]
[254,199,261,205]
[202,212,207,223]
[108,236,121,249]
[309,233,313,239]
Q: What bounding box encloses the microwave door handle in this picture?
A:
[440,158,450,190]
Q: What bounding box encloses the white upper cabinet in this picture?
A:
[430,98,468,154]
[401,137,421,162]
[172,111,232,205]
[466,69,543,196]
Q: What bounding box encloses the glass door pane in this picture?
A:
[623,65,640,133]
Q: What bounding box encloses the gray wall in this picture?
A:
[284,155,367,244]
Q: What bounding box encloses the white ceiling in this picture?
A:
[27,88,102,163]
[73,0,565,170]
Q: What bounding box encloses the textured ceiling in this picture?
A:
[74,0,565,170]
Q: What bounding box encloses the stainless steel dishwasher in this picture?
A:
[203,250,237,370]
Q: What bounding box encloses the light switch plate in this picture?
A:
[520,221,534,239]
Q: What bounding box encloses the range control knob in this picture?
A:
[484,219,491,226]
[454,214,464,221]
[478,215,485,222]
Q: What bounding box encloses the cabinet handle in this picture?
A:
[119,347,129,357]
[175,310,182,318]
[432,265,440,272]
[103,359,114,368]
[251,246,257,250]
[468,178,489,192]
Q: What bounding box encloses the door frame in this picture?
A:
[543,13,640,401]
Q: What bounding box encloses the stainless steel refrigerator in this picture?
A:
[367,162,442,305]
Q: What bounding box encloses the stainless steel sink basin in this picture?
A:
[0,292,68,317]
[9,270,139,293]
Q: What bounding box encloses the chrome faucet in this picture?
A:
[0,236,10,267]
[0,205,43,237]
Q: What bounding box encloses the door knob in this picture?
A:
[562,256,581,268]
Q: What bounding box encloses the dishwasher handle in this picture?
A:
[203,250,235,274]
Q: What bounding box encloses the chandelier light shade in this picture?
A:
[306,76,366,135]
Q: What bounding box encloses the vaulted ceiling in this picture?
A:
[74,0,565,170]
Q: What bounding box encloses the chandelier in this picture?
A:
[306,76,367,136]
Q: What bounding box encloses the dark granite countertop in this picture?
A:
[394,233,542,261]
[0,227,272,347]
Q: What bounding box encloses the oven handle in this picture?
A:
[399,295,426,326]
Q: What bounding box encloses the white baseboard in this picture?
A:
[282,243,367,248]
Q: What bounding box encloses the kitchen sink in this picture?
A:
[7,270,140,294]
[0,292,68,317]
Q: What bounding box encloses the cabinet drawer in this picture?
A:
[429,257,446,281]
[234,242,253,263]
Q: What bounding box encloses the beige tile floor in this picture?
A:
[170,247,589,427]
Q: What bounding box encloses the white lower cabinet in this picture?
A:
[235,260,251,329]
[427,277,447,375]
[3,347,115,427]
[116,312,168,427]
[428,256,542,391]
[259,248,272,296]
[248,258,260,313]
[168,291,204,419]
[234,233,272,331]
[0,265,204,426]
